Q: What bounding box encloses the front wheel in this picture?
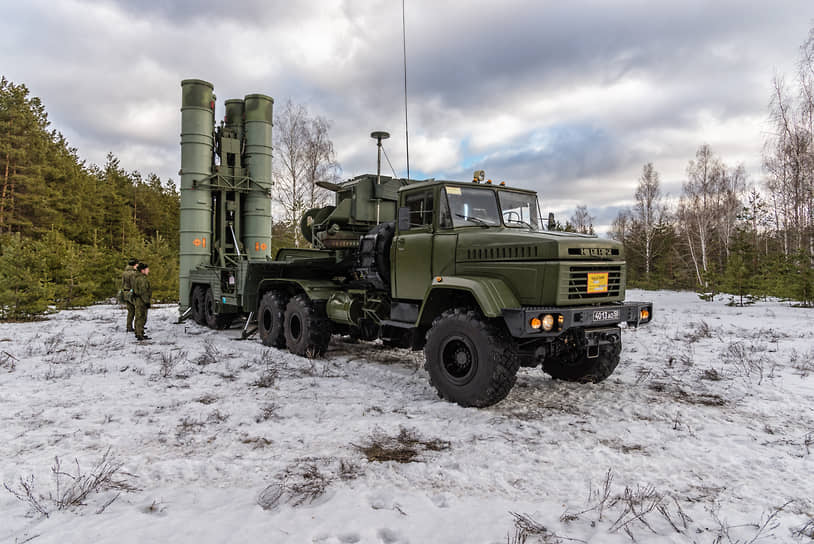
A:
[543,342,621,382]
[423,309,519,407]
[284,294,331,357]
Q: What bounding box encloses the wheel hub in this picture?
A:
[441,337,477,384]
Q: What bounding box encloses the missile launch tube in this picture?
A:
[242,94,274,260]
[179,79,215,309]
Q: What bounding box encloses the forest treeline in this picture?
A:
[607,29,814,305]
[0,77,179,319]
[3,29,814,319]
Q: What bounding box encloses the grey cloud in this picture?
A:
[1,0,811,209]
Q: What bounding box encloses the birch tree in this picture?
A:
[632,163,665,281]
[273,101,339,247]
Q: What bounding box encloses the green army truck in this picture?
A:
[178,79,653,407]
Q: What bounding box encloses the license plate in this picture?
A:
[587,272,609,294]
[593,309,619,322]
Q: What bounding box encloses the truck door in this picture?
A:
[393,188,434,300]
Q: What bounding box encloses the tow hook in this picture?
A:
[586,344,600,359]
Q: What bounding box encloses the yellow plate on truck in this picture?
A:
[587,272,609,294]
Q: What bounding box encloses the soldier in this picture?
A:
[121,258,139,332]
[132,262,152,341]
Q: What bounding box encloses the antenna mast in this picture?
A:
[402,0,410,180]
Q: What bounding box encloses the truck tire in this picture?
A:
[543,343,621,383]
[257,290,288,348]
[424,309,519,407]
[203,288,233,330]
[372,221,394,286]
[284,294,331,357]
[191,286,206,325]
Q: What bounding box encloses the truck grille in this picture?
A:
[567,265,622,300]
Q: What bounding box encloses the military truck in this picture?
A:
[178,79,653,407]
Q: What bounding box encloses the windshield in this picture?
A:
[498,191,543,230]
[444,186,501,227]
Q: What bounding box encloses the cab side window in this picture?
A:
[404,189,434,229]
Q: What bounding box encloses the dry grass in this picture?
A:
[354,427,450,464]
[3,448,137,518]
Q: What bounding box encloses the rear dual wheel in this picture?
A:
[284,294,331,357]
[191,286,206,325]
[203,288,234,330]
[257,290,288,348]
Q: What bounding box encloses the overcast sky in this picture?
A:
[1,0,812,232]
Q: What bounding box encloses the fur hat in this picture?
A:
[137,263,149,271]
[128,258,139,266]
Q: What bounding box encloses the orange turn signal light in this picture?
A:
[530,317,542,329]
[640,309,650,321]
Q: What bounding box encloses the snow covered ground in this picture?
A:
[1,289,813,543]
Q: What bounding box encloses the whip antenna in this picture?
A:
[402,0,410,180]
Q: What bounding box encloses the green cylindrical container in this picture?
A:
[242,93,274,261]
[223,99,244,141]
[326,292,362,325]
[179,79,215,310]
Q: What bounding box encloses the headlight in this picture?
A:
[542,314,554,331]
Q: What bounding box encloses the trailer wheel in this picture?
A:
[257,290,288,348]
[424,309,519,407]
[203,288,233,330]
[191,286,206,325]
[284,294,331,357]
[543,343,621,383]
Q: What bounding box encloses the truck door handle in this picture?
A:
[397,238,405,250]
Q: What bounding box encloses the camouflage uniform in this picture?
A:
[132,271,152,340]
[121,266,138,331]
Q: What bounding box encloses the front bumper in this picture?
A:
[502,301,653,338]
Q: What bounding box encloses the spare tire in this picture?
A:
[367,221,395,288]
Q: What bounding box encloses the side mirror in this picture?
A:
[547,212,556,230]
[398,207,411,231]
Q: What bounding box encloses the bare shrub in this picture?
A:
[193,338,234,366]
[790,348,814,378]
[258,463,330,510]
[255,402,278,423]
[793,518,814,539]
[684,321,713,343]
[558,470,692,541]
[207,409,229,424]
[3,448,137,518]
[338,459,361,481]
[711,500,793,543]
[159,350,186,378]
[257,457,361,512]
[649,383,725,407]
[354,427,450,464]
[175,416,206,440]
[240,435,273,449]
[508,512,567,544]
[196,393,218,405]
[720,341,773,384]
[43,364,73,381]
[0,350,17,372]
[252,366,278,388]
[700,368,722,381]
[42,334,63,355]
